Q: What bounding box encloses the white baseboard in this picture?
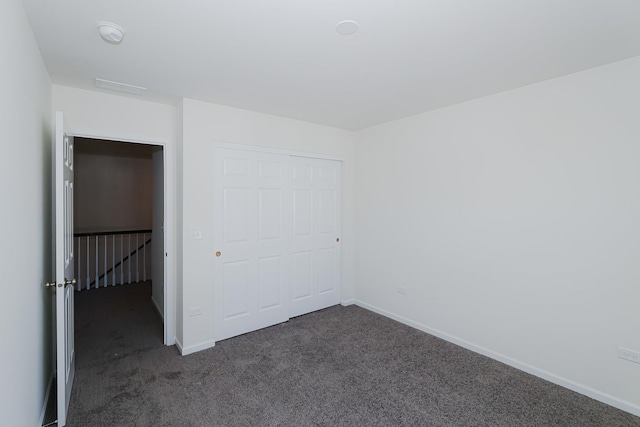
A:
[151,295,164,320]
[177,339,216,356]
[38,372,54,427]
[340,298,356,306]
[354,300,640,418]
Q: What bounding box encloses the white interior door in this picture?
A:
[213,148,291,341]
[290,156,341,317]
[54,111,75,427]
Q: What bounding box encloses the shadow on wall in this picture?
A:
[74,137,155,234]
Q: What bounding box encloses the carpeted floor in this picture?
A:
[67,282,640,426]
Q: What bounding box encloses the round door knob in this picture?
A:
[215,251,222,257]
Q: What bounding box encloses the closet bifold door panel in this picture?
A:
[213,147,341,342]
[213,148,292,341]
[289,156,341,318]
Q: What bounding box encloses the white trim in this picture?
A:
[67,131,176,347]
[340,299,356,306]
[162,142,176,346]
[178,339,216,356]
[151,295,164,320]
[38,372,54,427]
[355,299,640,418]
[212,141,345,162]
[174,336,183,355]
[68,132,168,147]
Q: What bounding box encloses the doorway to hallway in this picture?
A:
[72,137,165,345]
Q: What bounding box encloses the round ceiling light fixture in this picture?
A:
[336,20,359,36]
[98,21,126,44]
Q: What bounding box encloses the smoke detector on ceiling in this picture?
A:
[98,21,126,44]
[336,20,359,35]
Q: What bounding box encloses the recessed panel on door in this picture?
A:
[65,181,74,267]
[293,163,312,182]
[223,260,250,319]
[224,158,248,176]
[259,255,282,310]
[259,189,281,240]
[318,190,336,234]
[292,251,312,300]
[293,190,312,237]
[259,161,281,179]
[318,248,336,294]
[318,165,336,184]
[223,189,249,243]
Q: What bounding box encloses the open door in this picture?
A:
[53,111,75,426]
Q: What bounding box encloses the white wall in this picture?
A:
[0,1,53,425]
[75,141,154,233]
[354,56,640,414]
[177,99,356,353]
[52,86,175,145]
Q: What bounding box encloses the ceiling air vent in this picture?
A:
[95,78,147,96]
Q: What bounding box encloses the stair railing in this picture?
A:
[73,230,152,291]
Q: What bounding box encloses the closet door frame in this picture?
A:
[212,142,343,342]
[212,142,344,163]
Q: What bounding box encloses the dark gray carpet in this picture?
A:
[67,282,640,426]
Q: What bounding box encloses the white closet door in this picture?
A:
[213,148,291,341]
[290,156,341,318]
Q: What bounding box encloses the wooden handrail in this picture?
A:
[74,229,152,238]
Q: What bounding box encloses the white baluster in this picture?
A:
[104,235,107,287]
[143,233,147,282]
[120,234,124,285]
[135,233,139,283]
[128,233,131,284]
[95,235,99,288]
[76,237,81,291]
[112,235,116,286]
[86,236,90,290]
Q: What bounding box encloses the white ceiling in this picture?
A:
[22,0,640,130]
